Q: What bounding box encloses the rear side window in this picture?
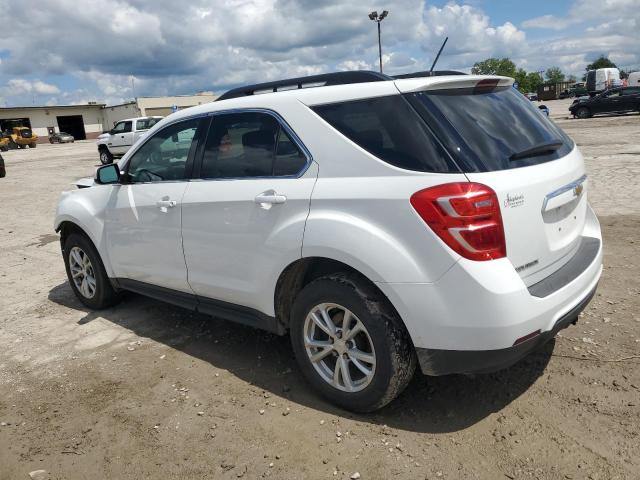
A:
[200,112,308,179]
[136,118,161,130]
[201,112,279,178]
[407,86,574,172]
[274,128,307,176]
[312,96,458,173]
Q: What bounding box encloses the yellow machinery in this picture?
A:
[10,127,38,148]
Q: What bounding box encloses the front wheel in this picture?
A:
[290,273,416,412]
[576,107,591,119]
[63,233,121,309]
[99,149,113,165]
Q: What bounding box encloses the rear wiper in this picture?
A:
[509,140,563,161]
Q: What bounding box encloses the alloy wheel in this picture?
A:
[68,246,97,299]
[303,303,376,392]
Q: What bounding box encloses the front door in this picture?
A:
[106,117,203,292]
[181,111,317,314]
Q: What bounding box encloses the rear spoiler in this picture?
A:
[394,75,514,94]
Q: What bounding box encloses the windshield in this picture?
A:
[406,86,574,172]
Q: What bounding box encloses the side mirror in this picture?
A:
[0,154,5,178]
[95,163,120,184]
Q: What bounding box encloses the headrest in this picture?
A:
[242,130,274,149]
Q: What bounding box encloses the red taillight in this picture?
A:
[410,182,506,261]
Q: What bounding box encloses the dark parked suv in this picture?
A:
[569,87,640,118]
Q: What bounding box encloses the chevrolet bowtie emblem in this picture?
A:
[573,184,584,197]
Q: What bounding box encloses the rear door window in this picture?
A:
[200,112,279,179]
[407,86,574,172]
[274,128,307,176]
[136,118,161,130]
[312,96,458,173]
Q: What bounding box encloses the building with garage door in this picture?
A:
[0,103,105,143]
[102,93,217,129]
[0,92,217,143]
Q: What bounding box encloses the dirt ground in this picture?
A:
[1,104,639,480]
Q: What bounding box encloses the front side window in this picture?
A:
[201,112,305,179]
[126,118,199,183]
[112,121,132,134]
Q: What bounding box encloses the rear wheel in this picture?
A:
[290,273,416,412]
[28,143,36,148]
[576,107,591,119]
[63,233,121,309]
[99,148,113,165]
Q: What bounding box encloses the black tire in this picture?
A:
[0,146,7,152]
[290,273,416,412]
[99,148,113,165]
[576,107,591,119]
[63,233,121,309]
[49,138,55,144]
[19,144,26,149]
[28,143,36,148]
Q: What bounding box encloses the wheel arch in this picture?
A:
[55,213,114,278]
[274,256,408,337]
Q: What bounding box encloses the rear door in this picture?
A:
[402,78,588,285]
[181,110,317,313]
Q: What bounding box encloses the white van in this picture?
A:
[628,72,640,87]
[586,68,622,93]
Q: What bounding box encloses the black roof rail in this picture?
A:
[393,70,467,79]
[216,70,393,101]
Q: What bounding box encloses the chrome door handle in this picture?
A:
[156,199,177,212]
[254,191,287,205]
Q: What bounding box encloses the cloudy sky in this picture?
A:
[0,0,638,107]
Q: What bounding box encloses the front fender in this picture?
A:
[55,186,115,277]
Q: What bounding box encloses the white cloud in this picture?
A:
[0,0,637,106]
[3,79,60,95]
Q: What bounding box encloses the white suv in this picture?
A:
[55,71,602,412]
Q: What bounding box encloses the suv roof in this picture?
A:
[217,70,469,101]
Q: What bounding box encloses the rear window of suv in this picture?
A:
[406,85,574,172]
[312,96,459,173]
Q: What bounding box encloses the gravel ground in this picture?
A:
[1,106,639,480]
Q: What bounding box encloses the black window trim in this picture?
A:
[191,108,313,182]
[121,115,208,184]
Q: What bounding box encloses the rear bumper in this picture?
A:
[376,205,602,373]
[415,284,596,375]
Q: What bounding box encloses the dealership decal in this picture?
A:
[503,193,525,208]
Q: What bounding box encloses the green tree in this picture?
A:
[526,72,543,93]
[545,66,565,84]
[514,68,528,92]
[585,56,617,72]
[471,58,517,77]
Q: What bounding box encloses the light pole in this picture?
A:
[368,10,388,73]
